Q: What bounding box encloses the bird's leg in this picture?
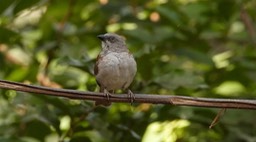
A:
[103,88,111,101]
[127,89,135,104]
[95,87,112,106]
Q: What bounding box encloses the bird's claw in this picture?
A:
[95,89,112,106]
[127,89,135,104]
[103,89,111,102]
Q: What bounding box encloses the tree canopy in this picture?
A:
[0,0,256,142]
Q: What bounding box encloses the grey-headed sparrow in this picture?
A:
[94,33,137,106]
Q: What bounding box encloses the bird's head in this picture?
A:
[97,33,128,52]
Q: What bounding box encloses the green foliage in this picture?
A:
[1,0,256,141]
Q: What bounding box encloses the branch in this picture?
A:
[0,79,256,109]
[240,6,256,45]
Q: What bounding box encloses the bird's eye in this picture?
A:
[108,37,116,43]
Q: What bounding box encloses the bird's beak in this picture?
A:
[97,34,105,41]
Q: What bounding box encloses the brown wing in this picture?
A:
[94,55,101,76]
[94,54,104,91]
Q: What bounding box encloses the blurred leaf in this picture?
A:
[156,6,181,25]
[154,71,205,90]
[214,81,245,96]
[0,0,15,14]
[0,27,20,44]
[24,119,52,140]
[0,137,40,142]
[175,48,214,65]
[13,0,40,15]
[181,2,209,24]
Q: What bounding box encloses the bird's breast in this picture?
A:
[95,52,137,91]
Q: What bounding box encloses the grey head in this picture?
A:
[97,33,128,53]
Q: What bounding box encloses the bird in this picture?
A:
[94,33,137,106]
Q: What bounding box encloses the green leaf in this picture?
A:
[156,6,181,25]
[0,0,16,14]
[0,27,20,44]
[13,0,40,15]
[154,72,205,90]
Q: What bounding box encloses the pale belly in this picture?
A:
[96,52,137,91]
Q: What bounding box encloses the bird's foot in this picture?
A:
[95,89,112,106]
[127,89,135,105]
[104,89,111,102]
